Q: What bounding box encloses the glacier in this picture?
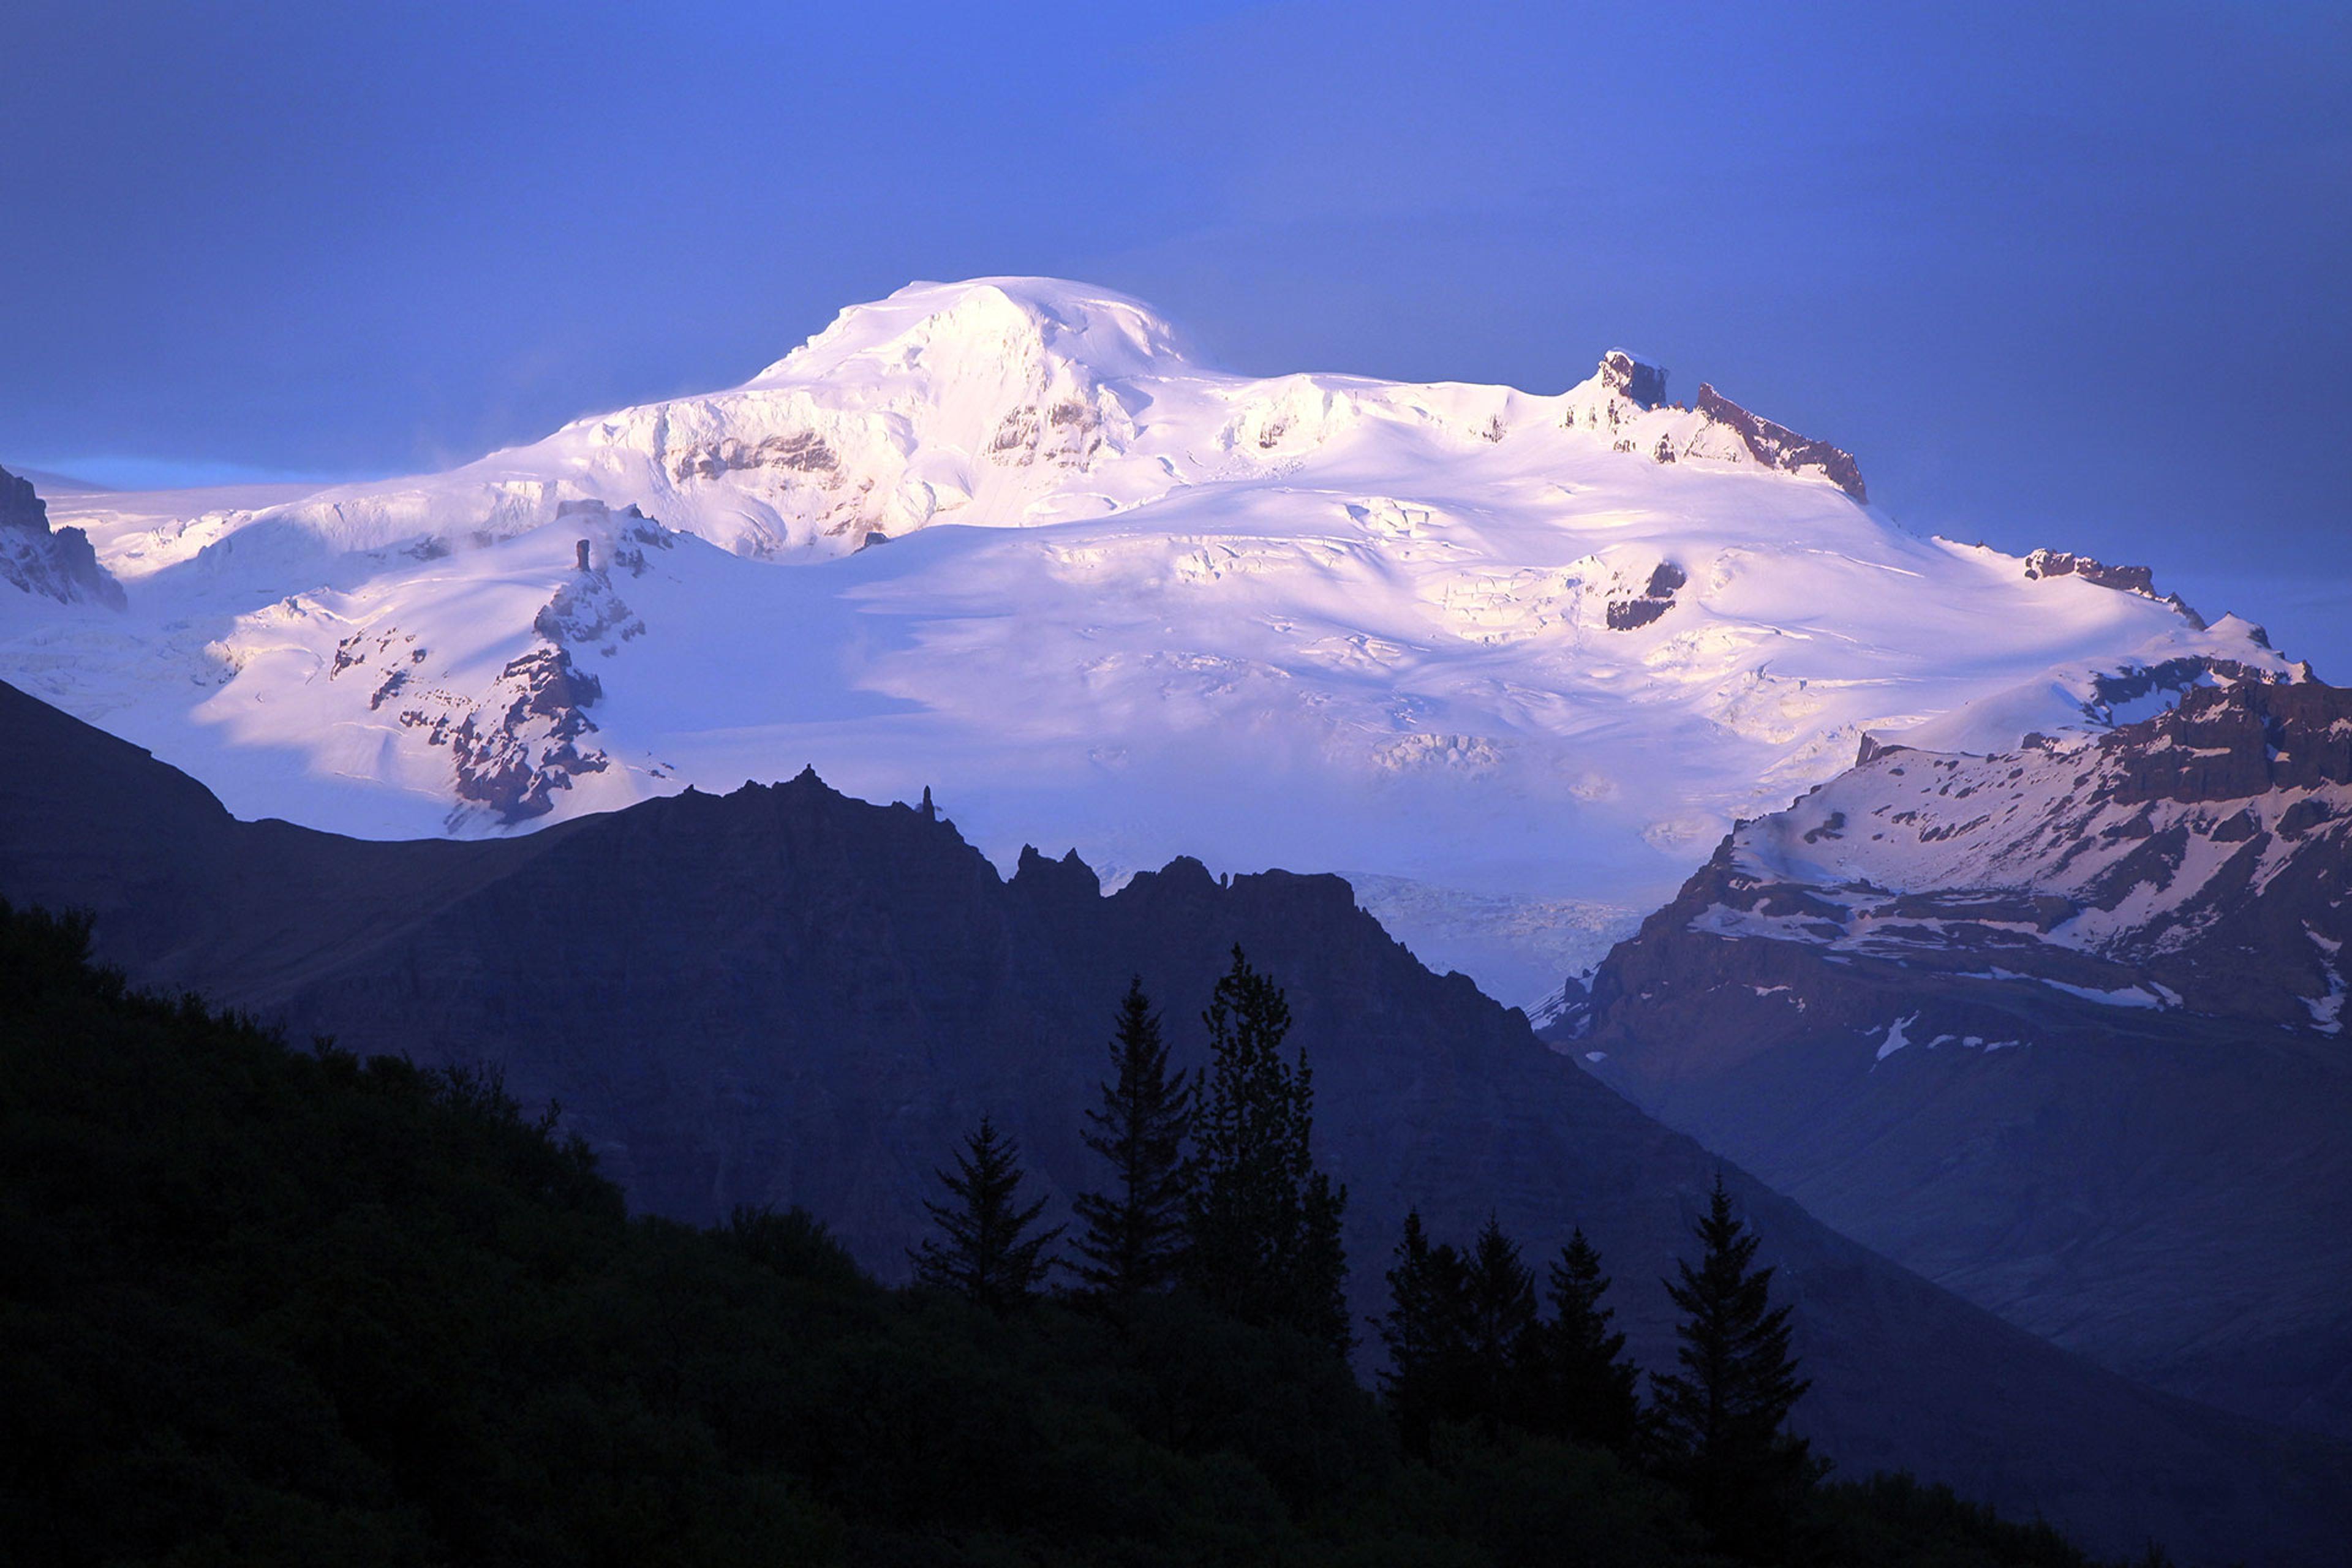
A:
[0,277,2299,1005]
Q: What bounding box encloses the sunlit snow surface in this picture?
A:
[0,279,2296,1005]
[1702,720,2350,1002]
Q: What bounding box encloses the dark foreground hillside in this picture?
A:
[4,677,2350,1564]
[0,902,2149,1567]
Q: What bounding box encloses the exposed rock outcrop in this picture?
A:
[2079,652,2295,725]
[1689,383,1868,502]
[442,647,609,824]
[987,395,1106,469]
[671,429,840,481]
[534,568,645,652]
[324,611,620,828]
[2109,679,2352,807]
[2024,548,2207,628]
[0,465,125,609]
[349,500,676,824]
[1559,360,1869,500]
[1605,559,1687,630]
[1597,349,1668,410]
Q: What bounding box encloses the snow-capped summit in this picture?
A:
[1557,349,1868,500]
[746,276,1190,386]
[1593,349,1670,409]
[0,278,2302,1001]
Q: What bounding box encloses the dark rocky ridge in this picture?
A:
[2108,679,2352,805]
[1574,357,1871,500]
[2024,548,2209,630]
[1,677,2348,1564]
[1564,679,2352,1444]
[0,464,124,609]
[2078,650,2306,728]
[1692,382,1869,502]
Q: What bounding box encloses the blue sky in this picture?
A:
[5,1,2346,669]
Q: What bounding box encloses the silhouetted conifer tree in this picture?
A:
[1461,1213,1540,1436]
[1379,1212,1539,1444]
[910,1115,1063,1312]
[1072,978,1194,1302]
[1653,1174,1814,1555]
[1377,1209,1469,1453]
[1537,1226,1641,1452]
[1297,1167,1352,1354]
[1186,944,1350,1352]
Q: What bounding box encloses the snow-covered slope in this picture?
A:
[1713,687,2349,1022]
[1580,677,2351,1044]
[1558,677,2352,1438]
[0,279,2301,1003]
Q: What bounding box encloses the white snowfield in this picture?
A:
[0,279,2300,1005]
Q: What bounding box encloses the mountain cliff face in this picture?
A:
[1,676,2347,1566]
[0,279,2295,1007]
[0,464,123,609]
[1564,677,2352,1441]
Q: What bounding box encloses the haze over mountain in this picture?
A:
[0,279,2299,1003]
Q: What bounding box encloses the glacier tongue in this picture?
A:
[0,276,2303,1005]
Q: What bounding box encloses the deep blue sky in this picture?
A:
[6,1,2346,669]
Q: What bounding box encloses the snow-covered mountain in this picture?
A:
[1586,677,2351,1039]
[0,279,2301,1001]
[1561,677,2352,1438]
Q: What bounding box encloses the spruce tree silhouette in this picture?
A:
[1653,1174,1814,1554]
[1186,944,1350,1352]
[1072,978,1194,1303]
[1460,1214,1539,1436]
[1297,1165,1352,1354]
[1539,1226,1641,1452]
[1376,1208,1469,1453]
[1378,1212,1542,1442]
[910,1115,1063,1312]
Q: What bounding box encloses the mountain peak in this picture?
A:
[9,279,2297,982]
[1557,352,1867,500]
[1597,349,1669,410]
[748,276,1190,388]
